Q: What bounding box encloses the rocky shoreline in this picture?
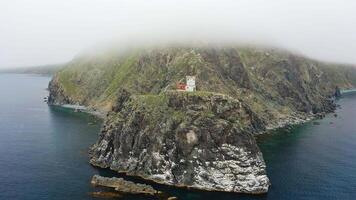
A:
[47,90,340,195]
[88,92,272,194]
[48,91,339,195]
[48,103,107,119]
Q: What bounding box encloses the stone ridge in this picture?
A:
[89,91,270,194]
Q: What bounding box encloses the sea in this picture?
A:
[0,74,355,200]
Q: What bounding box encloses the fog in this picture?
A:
[1,0,356,68]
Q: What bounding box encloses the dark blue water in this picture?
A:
[0,74,105,200]
[0,74,356,200]
[257,95,356,200]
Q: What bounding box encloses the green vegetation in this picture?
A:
[49,45,356,123]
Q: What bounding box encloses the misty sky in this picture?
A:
[1,0,356,68]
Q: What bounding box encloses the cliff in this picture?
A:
[89,91,269,193]
[48,45,356,193]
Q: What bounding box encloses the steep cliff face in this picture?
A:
[48,45,356,193]
[89,91,269,193]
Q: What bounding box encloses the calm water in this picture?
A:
[0,74,355,200]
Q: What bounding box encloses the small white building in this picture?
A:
[186,76,196,92]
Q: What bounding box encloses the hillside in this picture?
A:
[48,45,356,193]
[48,46,356,127]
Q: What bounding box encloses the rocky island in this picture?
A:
[90,91,269,193]
[91,175,161,195]
[48,45,356,194]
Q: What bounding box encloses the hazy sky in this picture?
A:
[1,0,356,68]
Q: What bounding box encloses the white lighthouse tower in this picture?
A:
[186,76,196,92]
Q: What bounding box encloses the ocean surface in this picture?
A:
[0,74,355,200]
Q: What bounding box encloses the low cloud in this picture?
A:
[1,0,356,68]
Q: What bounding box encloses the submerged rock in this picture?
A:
[313,121,321,125]
[89,92,270,194]
[91,175,161,195]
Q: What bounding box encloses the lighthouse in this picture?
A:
[185,76,196,92]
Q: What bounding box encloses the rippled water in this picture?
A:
[0,74,355,200]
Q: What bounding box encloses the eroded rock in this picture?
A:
[89,92,270,194]
[89,191,122,198]
[91,175,161,195]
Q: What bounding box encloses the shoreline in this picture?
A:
[87,109,334,195]
[50,98,338,195]
[48,103,107,119]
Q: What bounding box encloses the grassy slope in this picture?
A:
[51,46,356,122]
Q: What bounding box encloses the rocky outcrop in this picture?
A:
[89,191,122,198]
[89,91,270,194]
[334,86,342,98]
[91,175,161,195]
[47,75,72,105]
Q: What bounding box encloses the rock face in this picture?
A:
[334,86,342,98]
[89,91,269,193]
[48,76,70,105]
